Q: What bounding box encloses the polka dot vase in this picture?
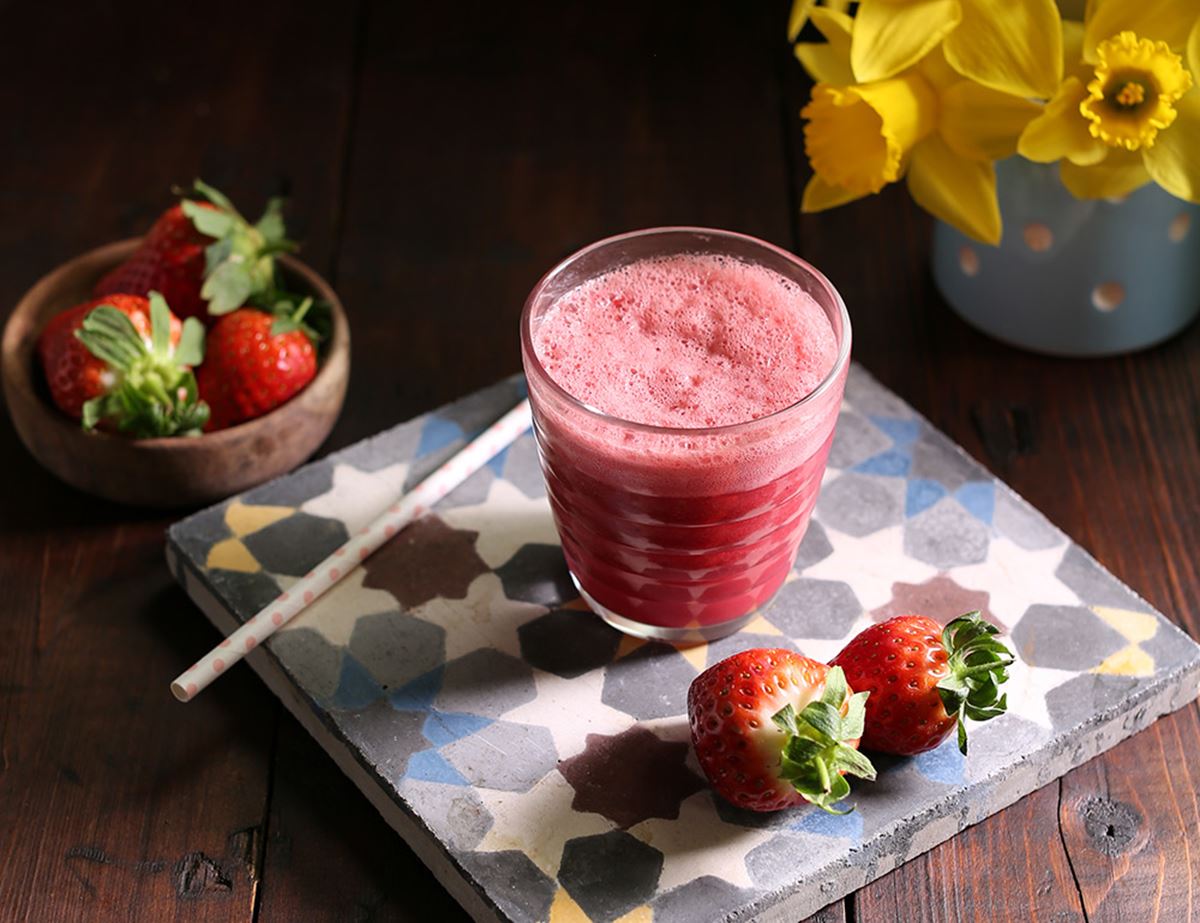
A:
[932,157,1200,356]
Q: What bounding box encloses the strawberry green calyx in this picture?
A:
[75,292,209,437]
[936,611,1015,755]
[181,179,296,316]
[268,295,322,343]
[771,666,876,815]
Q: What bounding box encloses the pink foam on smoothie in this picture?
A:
[532,253,837,428]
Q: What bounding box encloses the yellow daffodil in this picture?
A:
[797,10,1041,244]
[1019,2,1200,202]
[794,0,1062,98]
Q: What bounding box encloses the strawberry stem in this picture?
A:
[182,180,297,317]
[75,292,210,437]
[772,666,876,814]
[936,611,1015,755]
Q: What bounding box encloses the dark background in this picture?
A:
[2,2,1197,921]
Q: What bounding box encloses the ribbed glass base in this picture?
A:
[570,572,757,644]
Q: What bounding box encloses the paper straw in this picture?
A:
[171,398,533,702]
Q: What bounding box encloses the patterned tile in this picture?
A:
[519,609,623,679]
[601,644,698,721]
[559,726,704,828]
[457,850,555,923]
[763,577,863,638]
[169,365,1200,923]
[558,831,663,921]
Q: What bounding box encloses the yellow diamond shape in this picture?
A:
[224,500,294,538]
[549,887,590,922]
[206,538,261,574]
[743,613,784,636]
[1093,606,1158,644]
[616,634,649,661]
[1092,643,1155,678]
[672,641,710,672]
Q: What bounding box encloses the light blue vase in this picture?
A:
[932,158,1200,356]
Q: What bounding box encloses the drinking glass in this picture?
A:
[520,227,850,642]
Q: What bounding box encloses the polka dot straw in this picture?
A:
[170,399,532,702]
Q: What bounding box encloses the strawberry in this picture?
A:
[94,180,293,321]
[688,649,875,813]
[38,292,208,437]
[196,299,318,430]
[831,612,1013,756]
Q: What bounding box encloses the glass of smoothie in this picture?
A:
[520,228,850,642]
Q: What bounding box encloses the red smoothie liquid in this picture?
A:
[523,241,847,637]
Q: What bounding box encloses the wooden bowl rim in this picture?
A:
[1,238,350,453]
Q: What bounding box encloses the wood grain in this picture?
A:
[0,0,355,920]
[854,783,1086,923]
[1,0,1198,921]
[256,714,469,923]
[1059,709,1200,922]
[0,520,273,922]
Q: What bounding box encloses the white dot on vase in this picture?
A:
[1169,212,1191,243]
[1092,281,1125,312]
[1023,222,1054,252]
[958,245,980,277]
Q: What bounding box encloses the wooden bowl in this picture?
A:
[2,239,350,508]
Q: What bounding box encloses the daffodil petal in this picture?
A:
[795,9,854,84]
[796,43,853,85]
[851,0,961,83]
[1063,19,1085,69]
[1083,0,1196,62]
[802,174,869,212]
[944,0,1063,98]
[1017,76,1109,165]
[787,0,816,42]
[1143,91,1200,202]
[940,81,1043,161]
[1060,151,1152,199]
[810,7,852,44]
[916,43,961,91]
[1189,16,1200,77]
[907,135,1001,244]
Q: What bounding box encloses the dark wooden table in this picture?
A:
[2,3,1197,921]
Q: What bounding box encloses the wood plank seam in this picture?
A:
[1057,778,1093,923]
[251,1,370,916]
[325,0,371,291]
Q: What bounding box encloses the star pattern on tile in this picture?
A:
[474,770,617,879]
[300,461,411,534]
[278,567,398,647]
[442,479,560,568]
[627,793,774,891]
[502,668,635,757]
[802,524,937,612]
[951,537,1079,626]
[870,574,998,627]
[558,726,705,829]
[409,572,547,661]
[362,517,490,609]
